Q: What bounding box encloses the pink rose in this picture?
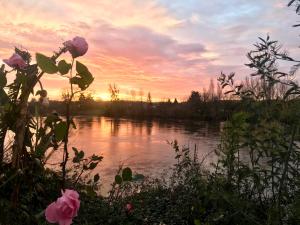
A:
[125,203,134,213]
[45,189,80,225]
[64,36,88,58]
[3,53,26,69]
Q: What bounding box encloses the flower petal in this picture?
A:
[45,202,59,223]
[59,218,73,225]
[64,189,79,199]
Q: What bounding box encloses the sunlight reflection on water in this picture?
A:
[50,116,221,194]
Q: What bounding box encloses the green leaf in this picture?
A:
[89,162,98,170]
[0,74,7,88]
[72,147,84,163]
[85,185,96,197]
[58,60,71,75]
[16,73,27,85]
[0,89,9,104]
[0,65,7,88]
[115,175,122,184]
[70,77,83,89]
[194,219,201,225]
[76,61,89,74]
[78,150,84,159]
[72,147,79,155]
[70,61,94,90]
[73,157,80,163]
[288,0,296,7]
[54,121,67,141]
[94,174,100,183]
[44,114,60,126]
[122,167,132,181]
[35,133,52,158]
[91,154,103,161]
[36,53,58,74]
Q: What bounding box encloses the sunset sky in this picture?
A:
[0,0,299,101]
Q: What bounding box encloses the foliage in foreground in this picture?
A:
[2,2,300,225]
[68,35,300,225]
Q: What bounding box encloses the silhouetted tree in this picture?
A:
[219,36,296,101]
[147,92,152,104]
[61,89,71,102]
[202,88,209,102]
[78,93,94,104]
[208,78,215,101]
[216,83,223,100]
[187,91,201,104]
[109,84,119,101]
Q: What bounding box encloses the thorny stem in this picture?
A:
[61,58,75,189]
[37,80,43,91]
[74,159,92,186]
[12,46,67,169]
[10,46,67,206]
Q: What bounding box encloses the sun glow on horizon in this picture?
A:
[96,93,111,101]
[0,0,299,101]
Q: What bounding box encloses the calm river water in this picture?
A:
[51,116,221,193]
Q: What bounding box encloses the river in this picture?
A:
[50,116,222,194]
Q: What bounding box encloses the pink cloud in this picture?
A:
[2,0,280,101]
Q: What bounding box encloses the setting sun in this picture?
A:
[96,93,110,101]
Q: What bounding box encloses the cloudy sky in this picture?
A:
[0,0,299,101]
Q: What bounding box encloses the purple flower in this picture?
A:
[64,36,88,58]
[3,53,26,69]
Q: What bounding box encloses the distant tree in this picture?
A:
[208,78,215,101]
[167,98,172,104]
[61,89,71,102]
[147,92,152,104]
[219,36,296,101]
[187,91,201,104]
[244,36,292,101]
[240,77,263,100]
[216,83,223,100]
[202,88,209,102]
[78,93,94,105]
[241,77,297,99]
[277,81,288,99]
[173,98,178,104]
[78,93,85,102]
[109,83,119,101]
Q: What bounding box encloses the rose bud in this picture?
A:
[64,36,88,58]
[125,203,134,214]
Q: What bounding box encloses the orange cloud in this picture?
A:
[3,0,295,101]
[0,0,217,101]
